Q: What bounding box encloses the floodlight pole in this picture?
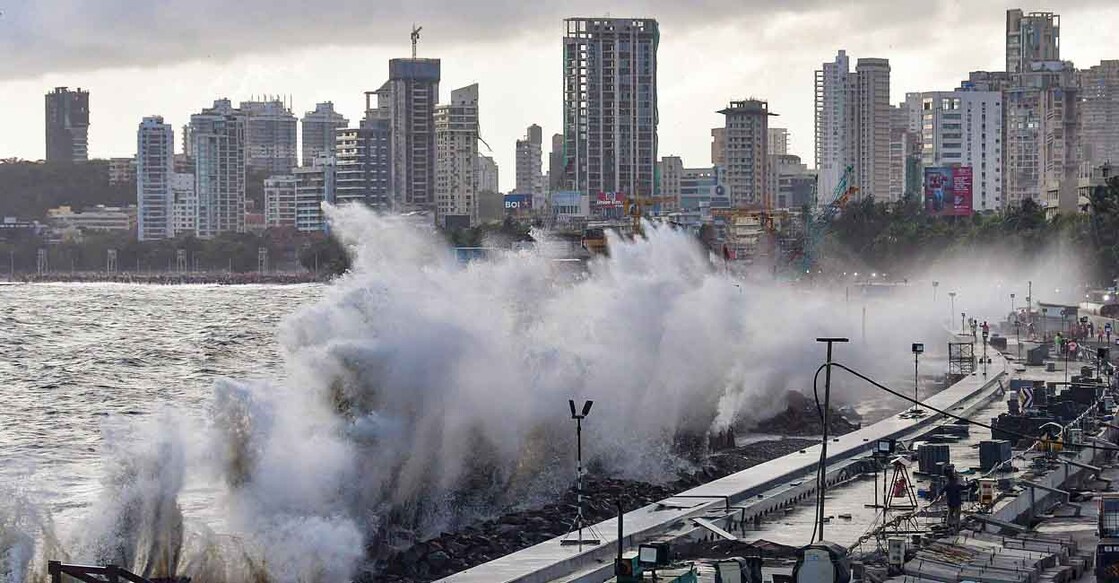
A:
[816,337,849,542]
[565,399,596,550]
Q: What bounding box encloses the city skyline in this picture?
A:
[1,3,1118,192]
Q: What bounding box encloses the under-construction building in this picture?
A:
[562,18,659,200]
[386,58,441,210]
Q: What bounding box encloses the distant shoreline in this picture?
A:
[9,272,331,285]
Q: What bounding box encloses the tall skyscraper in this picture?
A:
[240,98,298,174]
[334,91,393,209]
[562,18,658,199]
[915,90,1004,212]
[383,58,441,210]
[45,87,90,163]
[815,51,852,202]
[1079,61,1119,166]
[191,99,246,238]
[548,133,564,192]
[855,58,892,200]
[1001,8,1078,212]
[1006,10,1060,79]
[136,116,175,241]
[814,51,891,202]
[476,154,499,194]
[301,102,348,167]
[515,124,543,196]
[434,84,480,228]
[719,99,774,207]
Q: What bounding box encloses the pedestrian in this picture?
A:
[944,467,965,531]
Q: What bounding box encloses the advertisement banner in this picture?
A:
[594,192,627,208]
[504,193,533,212]
[924,166,973,217]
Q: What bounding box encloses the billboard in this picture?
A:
[594,191,627,208]
[924,166,973,216]
[504,193,533,212]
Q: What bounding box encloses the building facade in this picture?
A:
[516,124,544,198]
[301,102,348,167]
[916,90,1004,212]
[293,158,335,232]
[814,51,892,202]
[109,157,137,186]
[136,116,175,241]
[434,84,480,228]
[171,173,196,235]
[659,155,684,209]
[768,128,789,156]
[548,133,564,192]
[335,104,392,209]
[191,99,246,238]
[1006,10,1060,78]
[719,99,773,207]
[45,87,90,163]
[1079,61,1119,166]
[383,58,441,210]
[239,99,298,174]
[476,154,499,194]
[562,18,658,200]
[772,154,816,209]
[264,174,297,229]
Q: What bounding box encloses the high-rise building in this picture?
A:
[239,98,298,174]
[264,174,297,229]
[1079,61,1119,166]
[476,154,499,194]
[767,128,789,156]
[548,133,564,192]
[515,124,544,197]
[136,116,175,241]
[658,156,684,209]
[1006,10,1059,79]
[191,99,246,238]
[855,58,892,201]
[1005,63,1078,212]
[301,102,348,167]
[815,51,852,202]
[562,18,658,199]
[814,51,891,202]
[293,157,335,232]
[381,58,441,210]
[916,90,1004,212]
[171,173,196,235]
[678,166,727,211]
[719,99,774,207]
[45,87,90,163]
[434,84,480,228]
[334,91,393,209]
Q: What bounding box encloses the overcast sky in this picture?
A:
[1,1,1116,192]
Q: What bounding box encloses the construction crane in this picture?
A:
[800,165,858,274]
[411,24,423,58]
[628,195,675,237]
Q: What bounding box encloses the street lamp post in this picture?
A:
[1015,318,1022,361]
[949,292,957,329]
[933,281,939,303]
[815,337,849,542]
[982,329,990,377]
[1011,293,1016,320]
[912,343,925,415]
